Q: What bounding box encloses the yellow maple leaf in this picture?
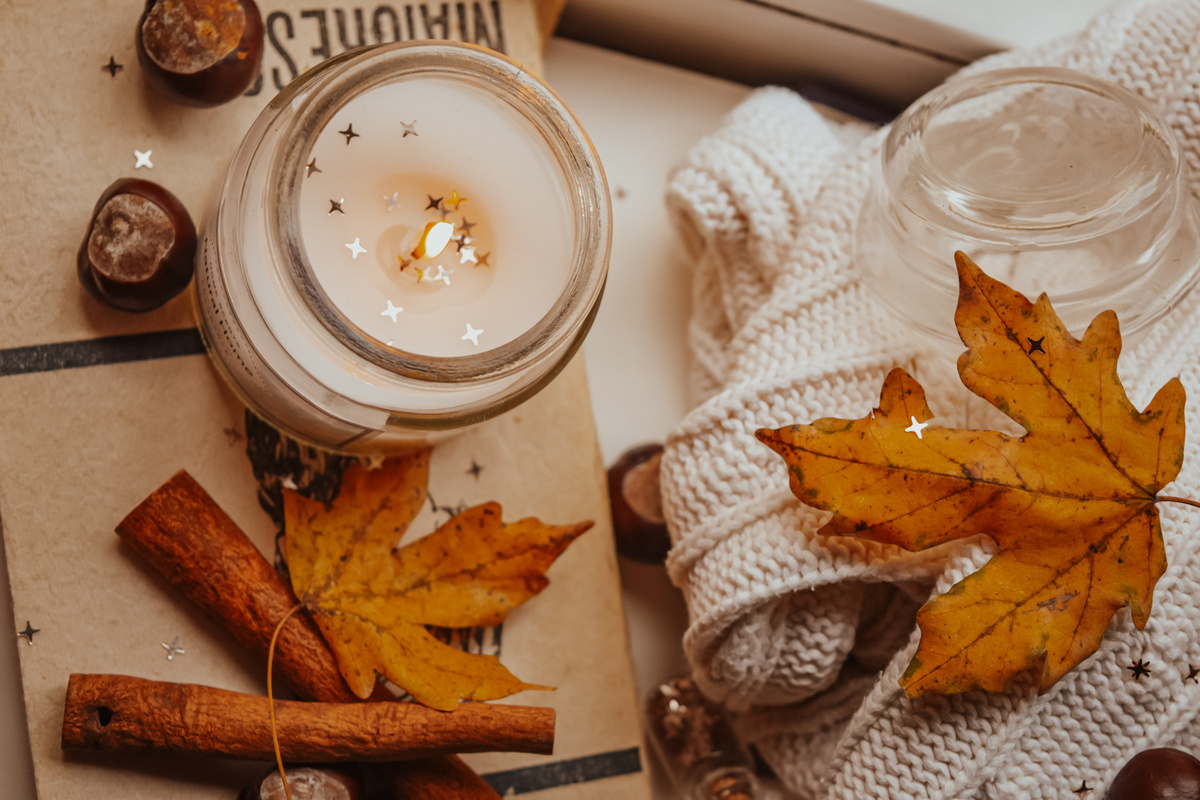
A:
[284,448,591,710]
[757,252,1187,696]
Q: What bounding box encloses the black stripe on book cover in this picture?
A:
[0,329,206,377]
[482,747,643,795]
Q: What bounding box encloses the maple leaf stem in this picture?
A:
[1159,495,1200,510]
[267,603,304,800]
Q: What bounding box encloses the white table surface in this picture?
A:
[0,38,749,800]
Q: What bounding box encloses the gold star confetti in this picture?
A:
[306,158,322,177]
[476,251,492,268]
[446,190,466,209]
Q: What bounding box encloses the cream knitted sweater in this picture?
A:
[660,2,1200,798]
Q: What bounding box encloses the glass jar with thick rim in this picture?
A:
[856,66,1200,349]
[194,41,611,453]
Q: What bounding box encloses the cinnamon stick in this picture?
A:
[116,470,352,704]
[113,470,520,798]
[62,674,554,760]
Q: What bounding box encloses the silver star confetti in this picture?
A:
[17,621,39,645]
[905,416,929,439]
[339,123,360,144]
[381,300,403,321]
[430,264,453,285]
[134,149,153,169]
[459,245,478,265]
[162,637,186,660]
[462,323,483,346]
[384,191,400,211]
[345,238,367,259]
[400,120,418,138]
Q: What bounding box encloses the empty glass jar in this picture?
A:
[856,67,1200,348]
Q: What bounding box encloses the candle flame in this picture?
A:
[412,221,455,260]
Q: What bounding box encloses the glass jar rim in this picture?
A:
[266,40,610,385]
[883,65,1182,236]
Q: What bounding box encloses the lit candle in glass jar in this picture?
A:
[297,77,575,357]
[195,42,610,452]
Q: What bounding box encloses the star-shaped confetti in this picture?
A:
[459,245,478,265]
[905,416,929,439]
[446,190,466,209]
[1072,782,1092,796]
[134,149,153,169]
[467,460,484,479]
[329,198,344,215]
[1127,658,1151,681]
[476,251,492,268]
[306,158,322,178]
[1027,336,1045,355]
[397,254,411,271]
[458,217,477,236]
[384,191,400,211]
[103,56,123,77]
[400,120,418,138]
[162,637,185,661]
[430,264,453,285]
[339,123,360,144]
[381,300,403,321]
[17,621,39,645]
[426,195,443,211]
[345,238,367,259]
[462,323,483,346]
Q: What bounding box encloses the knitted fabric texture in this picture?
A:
[660,2,1200,798]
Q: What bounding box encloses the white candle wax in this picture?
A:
[298,78,576,358]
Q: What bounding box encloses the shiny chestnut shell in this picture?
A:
[608,443,672,563]
[136,0,264,107]
[77,178,196,312]
[1109,747,1200,800]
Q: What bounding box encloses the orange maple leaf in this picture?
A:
[757,252,1187,697]
[283,448,592,710]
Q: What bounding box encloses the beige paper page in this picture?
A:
[0,2,650,798]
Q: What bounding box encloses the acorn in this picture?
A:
[607,443,672,563]
[136,0,264,107]
[77,178,196,312]
[1109,747,1200,800]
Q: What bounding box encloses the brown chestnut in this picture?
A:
[77,178,197,312]
[1109,747,1200,800]
[136,0,264,107]
[607,443,672,563]
[239,765,365,800]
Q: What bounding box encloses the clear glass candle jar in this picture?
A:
[194,42,610,452]
[856,67,1200,348]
